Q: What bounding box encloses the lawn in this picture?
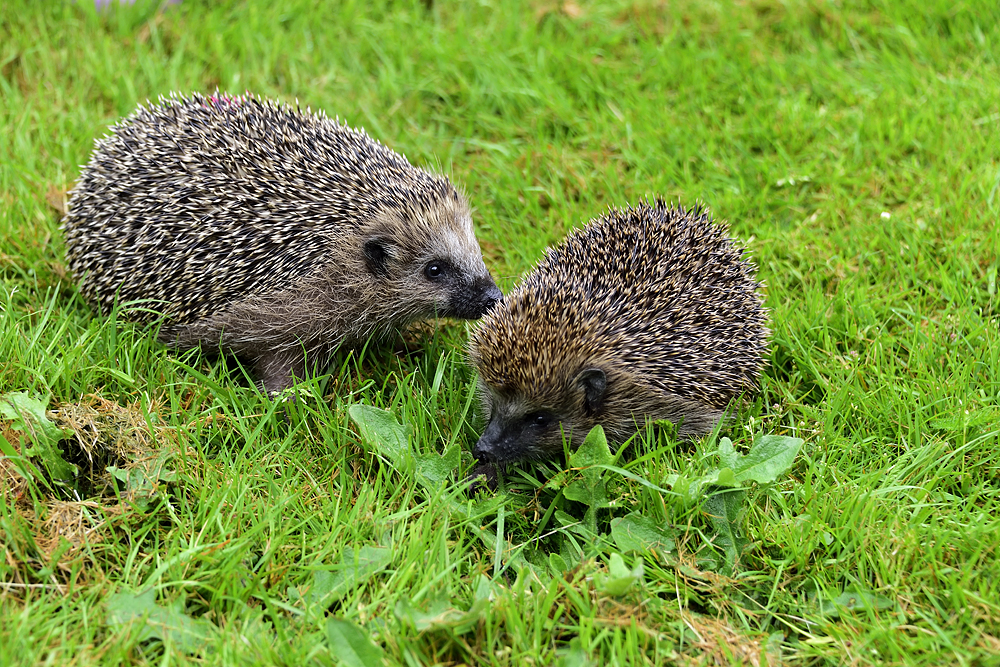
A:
[1,0,999,665]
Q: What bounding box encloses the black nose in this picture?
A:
[472,425,496,460]
[451,277,503,319]
[472,439,493,461]
[481,283,503,311]
[473,417,506,462]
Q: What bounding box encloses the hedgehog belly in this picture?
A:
[156,264,368,392]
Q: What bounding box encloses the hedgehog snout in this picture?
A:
[472,416,513,463]
[450,275,503,320]
[480,281,503,311]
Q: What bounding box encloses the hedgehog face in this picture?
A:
[413,245,503,321]
[363,202,501,324]
[472,367,608,464]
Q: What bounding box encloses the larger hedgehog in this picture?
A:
[63,92,501,392]
[468,201,768,468]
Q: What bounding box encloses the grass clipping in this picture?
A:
[1,393,177,572]
[48,393,178,502]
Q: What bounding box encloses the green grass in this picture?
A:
[2,0,999,664]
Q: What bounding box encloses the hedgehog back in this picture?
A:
[470,202,768,409]
[62,93,456,324]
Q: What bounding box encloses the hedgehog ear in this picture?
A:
[363,238,392,278]
[574,368,607,416]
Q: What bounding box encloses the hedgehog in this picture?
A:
[62,92,502,393]
[467,200,768,474]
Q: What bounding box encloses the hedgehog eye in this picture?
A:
[525,411,554,428]
[424,262,447,280]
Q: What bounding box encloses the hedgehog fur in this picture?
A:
[63,92,502,392]
[468,200,768,468]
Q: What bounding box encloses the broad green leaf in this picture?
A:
[349,404,460,488]
[107,447,176,507]
[0,392,77,488]
[735,435,803,484]
[558,637,596,667]
[348,404,412,470]
[607,552,631,578]
[717,437,739,469]
[564,426,614,533]
[713,467,737,488]
[703,490,748,574]
[568,425,614,469]
[326,618,386,667]
[395,593,489,634]
[586,464,676,494]
[298,545,393,614]
[610,512,676,556]
[562,477,609,508]
[763,632,785,666]
[673,468,738,507]
[549,552,569,574]
[597,552,643,596]
[106,589,214,653]
[415,443,460,487]
[723,435,804,485]
[554,510,581,528]
[472,574,496,602]
[820,588,896,618]
[671,475,695,506]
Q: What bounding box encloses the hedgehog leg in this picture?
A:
[251,349,308,394]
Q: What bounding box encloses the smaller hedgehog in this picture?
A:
[468,201,768,471]
[63,93,502,392]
